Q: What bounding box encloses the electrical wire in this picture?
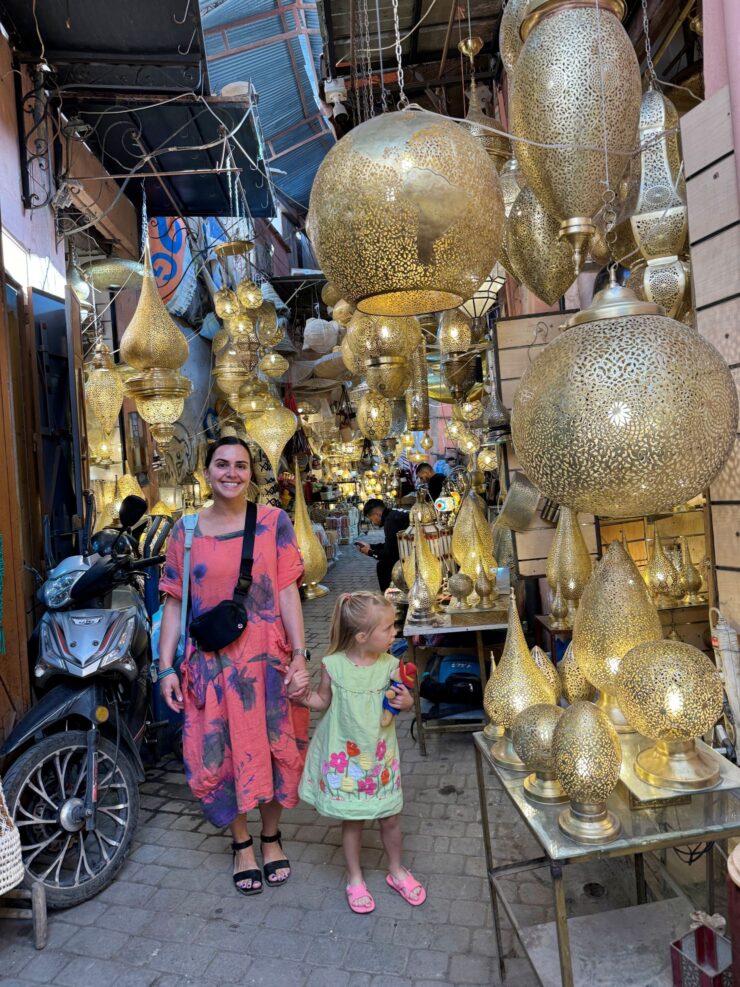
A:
[335,0,441,66]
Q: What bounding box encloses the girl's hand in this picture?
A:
[388,683,413,712]
[287,667,310,698]
[160,671,184,712]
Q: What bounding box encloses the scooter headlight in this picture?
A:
[42,573,81,609]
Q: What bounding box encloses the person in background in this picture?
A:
[415,462,445,502]
[356,498,409,592]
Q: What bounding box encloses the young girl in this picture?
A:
[291,591,426,914]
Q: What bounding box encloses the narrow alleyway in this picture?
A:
[1,540,545,987]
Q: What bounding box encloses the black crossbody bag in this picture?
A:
[188,500,257,652]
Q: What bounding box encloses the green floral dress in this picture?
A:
[299,651,403,820]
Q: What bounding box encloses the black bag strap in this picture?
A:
[234,500,257,601]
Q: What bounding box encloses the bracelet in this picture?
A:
[292,648,311,661]
[158,666,178,681]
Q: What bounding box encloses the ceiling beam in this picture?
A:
[208,27,322,61]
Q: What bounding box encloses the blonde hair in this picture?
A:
[328,591,394,655]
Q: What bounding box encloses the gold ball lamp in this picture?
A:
[224,310,258,343]
[340,334,363,375]
[510,0,641,272]
[615,640,724,790]
[392,559,409,595]
[553,701,622,844]
[559,642,594,704]
[331,299,355,327]
[499,0,529,76]
[546,507,592,605]
[307,110,504,316]
[512,704,568,804]
[420,432,433,452]
[531,646,562,703]
[357,391,393,440]
[259,351,289,380]
[255,302,282,347]
[438,310,474,355]
[511,278,739,517]
[484,590,557,769]
[212,328,229,354]
[213,346,251,408]
[448,571,473,610]
[572,541,662,732]
[236,379,269,421]
[504,187,576,305]
[214,287,240,319]
[477,447,498,472]
[364,358,411,399]
[85,342,125,437]
[293,459,328,598]
[322,282,342,308]
[236,278,263,310]
[348,314,422,362]
[641,257,692,321]
[244,405,298,480]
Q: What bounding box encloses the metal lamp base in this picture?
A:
[558,801,622,845]
[558,217,596,275]
[523,771,568,805]
[634,739,721,791]
[491,732,527,772]
[483,721,505,741]
[304,582,329,600]
[595,690,636,734]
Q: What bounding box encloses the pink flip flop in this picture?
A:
[386,870,427,907]
[346,882,375,914]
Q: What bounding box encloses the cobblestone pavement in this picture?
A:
[1,536,636,986]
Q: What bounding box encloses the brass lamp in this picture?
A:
[347,314,422,362]
[259,351,289,380]
[116,467,145,502]
[461,78,510,172]
[407,527,436,624]
[483,590,557,768]
[236,379,269,421]
[553,701,622,845]
[236,278,263,310]
[293,459,328,598]
[357,391,392,440]
[644,531,675,600]
[615,640,724,791]
[322,282,342,308]
[531,646,562,702]
[511,0,642,272]
[681,537,703,603]
[546,507,592,606]
[307,109,504,316]
[504,187,576,305]
[512,704,568,804]
[331,299,355,327]
[214,346,251,408]
[340,334,363,375]
[442,352,477,401]
[498,0,528,75]
[126,370,191,447]
[559,643,594,704]
[437,310,474,355]
[244,404,298,479]
[572,542,662,732]
[511,274,739,517]
[364,357,410,399]
[255,302,282,347]
[405,340,430,431]
[497,158,523,274]
[85,342,125,436]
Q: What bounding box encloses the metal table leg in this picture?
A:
[475,743,506,982]
[707,842,715,914]
[411,641,427,757]
[551,862,574,987]
[476,631,488,691]
[634,852,647,904]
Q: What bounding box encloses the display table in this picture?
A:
[533,614,573,662]
[403,607,507,756]
[473,731,740,987]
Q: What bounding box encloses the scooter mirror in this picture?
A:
[119,495,147,530]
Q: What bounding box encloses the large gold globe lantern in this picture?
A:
[120,249,191,448]
[511,278,739,517]
[499,0,530,77]
[307,110,504,316]
[510,0,642,272]
[504,187,576,305]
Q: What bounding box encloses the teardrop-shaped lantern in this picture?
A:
[293,459,328,598]
[437,310,473,355]
[510,0,642,271]
[644,531,674,600]
[531,645,562,702]
[120,248,189,371]
[504,187,575,305]
[497,157,523,274]
[245,404,298,479]
[307,110,504,316]
[512,704,567,803]
[546,507,592,604]
[85,342,125,436]
[461,79,510,172]
[558,642,593,704]
[572,541,662,732]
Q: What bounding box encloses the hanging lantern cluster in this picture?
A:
[120,248,191,449]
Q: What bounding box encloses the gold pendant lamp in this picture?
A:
[461,77,511,173]
[405,340,430,431]
[546,507,592,606]
[307,110,504,316]
[510,0,642,272]
[357,391,392,440]
[293,459,328,599]
[499,0,529,77]
[572,541,662,732]
[497,158,523,274]
[85,342,125,437]
[437,310,474,356]
[504,187,576,305]
[120,248,191,448]
[245,404,298,480]
[511,275,739,517]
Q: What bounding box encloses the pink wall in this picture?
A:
[0,34,65,295]
[704,0,740,197]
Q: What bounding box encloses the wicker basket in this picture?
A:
[0,777,24,896]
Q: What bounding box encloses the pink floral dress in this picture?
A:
[299,652,403,820]
[160,506,308,827]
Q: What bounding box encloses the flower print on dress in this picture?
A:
[347,760,364,781]
[380,768,390,786]
[346,741,360,757]
[330,751,348,772]
[326,772,341,791]
[358,777,377,796]
[376,739,387,761]
[321,761,330,776]
[370,765,381,778]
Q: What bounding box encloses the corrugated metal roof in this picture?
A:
[199,0,335,213]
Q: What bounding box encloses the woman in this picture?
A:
[158,436,309,896]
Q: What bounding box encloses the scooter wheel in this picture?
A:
[4,730,140,908]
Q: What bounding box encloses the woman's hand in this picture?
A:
[284,656,309,699]
[160,670,184,712]
[287,667,310,699]
[388,683,413,712]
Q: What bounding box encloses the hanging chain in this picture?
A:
[641,0,657,86]
[141,180,149,253]
[375,0,388,111]
[391,0,408,108]
[360,0,375,118]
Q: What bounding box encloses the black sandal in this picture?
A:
[260,830,291,887]
[232,837,263,896]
